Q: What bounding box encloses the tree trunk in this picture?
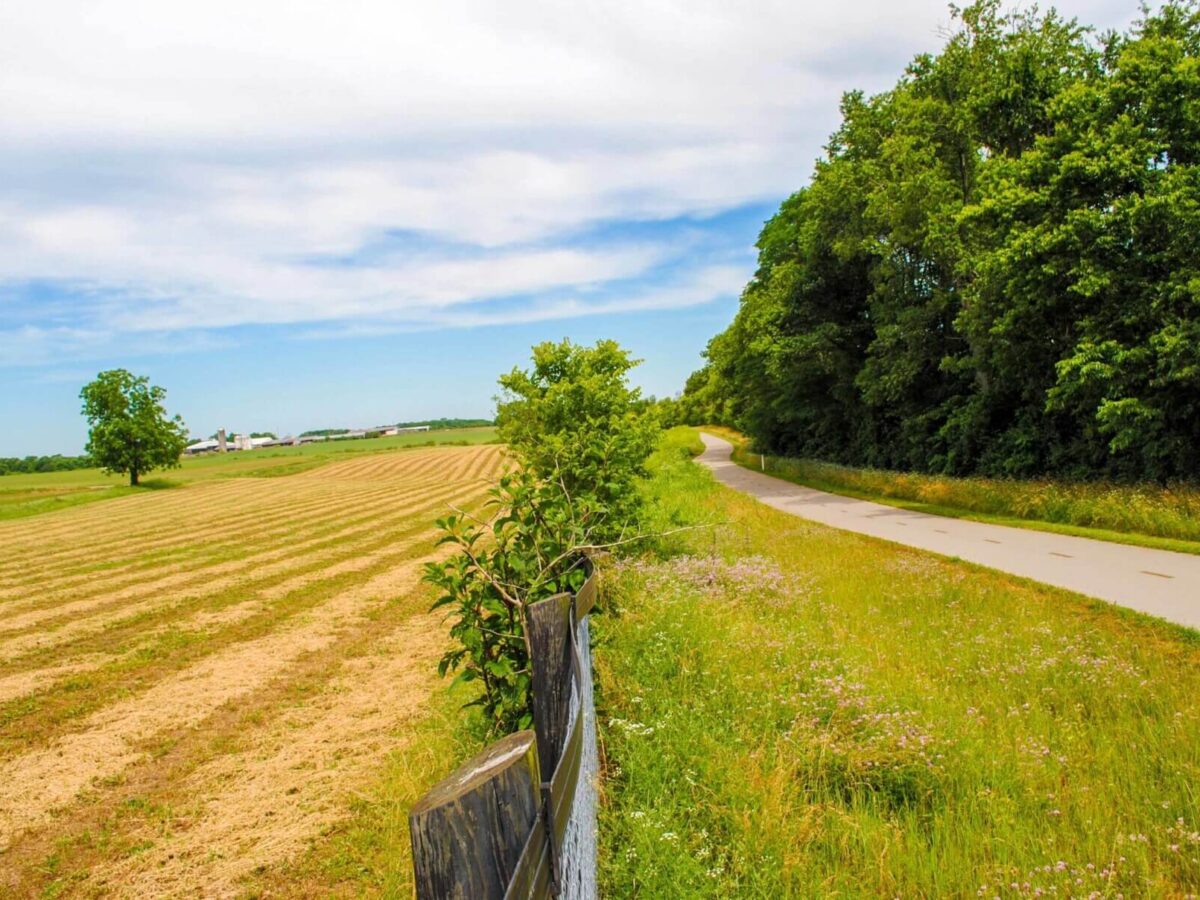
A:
[130,469,139,487]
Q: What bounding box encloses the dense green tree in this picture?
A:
[961,2,1200,479]
[79,370,188,486]
[685,1,1200,482]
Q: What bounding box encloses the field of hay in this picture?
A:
[0,426,499,522]
[0,442,503,897]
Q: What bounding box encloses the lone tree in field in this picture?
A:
[80,369,189,486]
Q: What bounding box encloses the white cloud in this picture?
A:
[300,263,750,336]
[0,1,944,141]
[0,0,1144,365]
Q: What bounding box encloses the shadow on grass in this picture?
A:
[137,478,182,491]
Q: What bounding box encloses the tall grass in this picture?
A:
[594,427,1200,897]
[725,440,1200,545]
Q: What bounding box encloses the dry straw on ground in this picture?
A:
[0,444,503,897]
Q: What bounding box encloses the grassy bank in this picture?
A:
[708,427,1200,554]
[594,427,1200,897]
[0,426,499,522]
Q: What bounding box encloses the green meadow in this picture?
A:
[594,428,1200,897]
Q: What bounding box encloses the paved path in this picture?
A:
[699,433,1200,631]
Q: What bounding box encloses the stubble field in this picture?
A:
[0,442,503,897]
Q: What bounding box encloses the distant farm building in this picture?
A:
[184,434,298,454]
[185,424,433,456]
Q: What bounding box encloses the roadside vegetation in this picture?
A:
[425,338,657,735]
[0,426,498,522]
[595,427,1200,897]
[709,427,1200,554]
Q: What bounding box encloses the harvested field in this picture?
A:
[0,443,504,897]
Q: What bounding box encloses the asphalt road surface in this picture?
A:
[699,433,1200,631]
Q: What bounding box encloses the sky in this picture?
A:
[0,0,1142,455]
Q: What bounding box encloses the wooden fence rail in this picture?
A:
[409,571,599,900]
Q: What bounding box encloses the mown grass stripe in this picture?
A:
[0,553,446,838]
[0,471,462,607]
[0,475,435,585]
[0,482,490,671]
[0,447,500,587]
[0,579,449,897]
[0,445,499,573]
[0,493,480,758]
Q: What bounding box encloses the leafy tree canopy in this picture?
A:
[79,369,188,486]
[684,0,1200,482]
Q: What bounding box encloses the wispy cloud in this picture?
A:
[295,264,749,337]
[0,0,1142,368]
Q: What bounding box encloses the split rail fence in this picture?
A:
[409,570,599,900]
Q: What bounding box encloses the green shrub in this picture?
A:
[497,339,659,542]
[423,468,596,735]
[425,339,659,735]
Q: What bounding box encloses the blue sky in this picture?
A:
[0,0,1141,456]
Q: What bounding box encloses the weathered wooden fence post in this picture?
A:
[528,594,574,778]
[567,579,599,900]
[526,579,598,900]
[409,730,542,900]
[410,571,599,899]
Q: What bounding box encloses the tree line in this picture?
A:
[677,1,1200,482]
[0,454,94,476]
[397,417,494,429]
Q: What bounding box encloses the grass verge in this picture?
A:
[594,426,1200,897]
[706,426,1200,555]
